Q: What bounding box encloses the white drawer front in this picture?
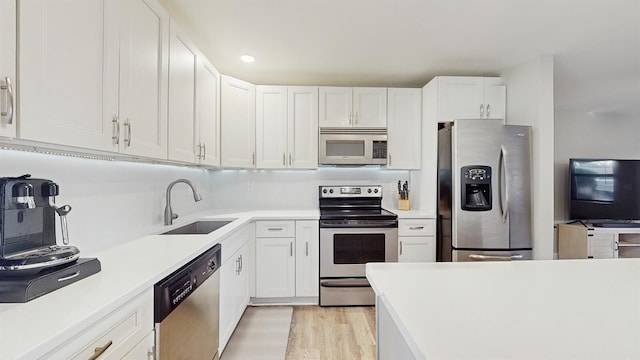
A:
[256,220,295,238]
[398,219,435,237]
[48,289,154,360]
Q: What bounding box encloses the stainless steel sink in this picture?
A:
[161,220,235,235]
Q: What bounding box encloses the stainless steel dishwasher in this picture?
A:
[154,243,221,360]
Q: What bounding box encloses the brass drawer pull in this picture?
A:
[88,340,113,360]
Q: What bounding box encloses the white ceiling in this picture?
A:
[159,0,640,118]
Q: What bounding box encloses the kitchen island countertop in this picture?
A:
[367,259,640,359]
[0,209,318,360]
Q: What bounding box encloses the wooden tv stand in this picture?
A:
[558,223,640,259]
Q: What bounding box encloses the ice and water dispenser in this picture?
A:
[461,165,492,211]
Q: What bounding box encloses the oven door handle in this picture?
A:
[320,278,370,288]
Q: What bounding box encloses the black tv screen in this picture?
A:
[569,159,640,222]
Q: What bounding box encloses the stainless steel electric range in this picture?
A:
[318,185,398,306]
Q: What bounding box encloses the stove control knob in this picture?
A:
[322,189,327,194]
[367,188,372,193]
[329,189,334,194]
[374,188,379,193]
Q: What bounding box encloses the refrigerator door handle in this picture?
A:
[498,145,508,223]
[469,254,524,261]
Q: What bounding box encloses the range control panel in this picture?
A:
[319,185,383,198]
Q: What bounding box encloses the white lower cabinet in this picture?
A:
[398,218,436,262]
[45,289,154,359]
[219,224,251,353]
[122,330,154,359]
[254,220,319,299]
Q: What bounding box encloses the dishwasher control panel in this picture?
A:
[154,243,221,322]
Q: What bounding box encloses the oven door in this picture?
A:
[320,227,398,278]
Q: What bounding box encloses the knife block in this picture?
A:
[398,193,410,211]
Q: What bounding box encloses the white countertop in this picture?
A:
[0,209,318,360]
[367,259,640,359]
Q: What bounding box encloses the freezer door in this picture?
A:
[451,120,531,250]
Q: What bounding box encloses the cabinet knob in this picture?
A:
[480,104,485,118]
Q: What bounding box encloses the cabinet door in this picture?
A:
[219,253,238,352]
[288,86,318,169]
[295,221,319,297]
[437,76,484,122]
[387,88,421,169]
[221,75,256,168]
[319,87,352,127]
[256,237,295,297]
[196,56,221,167]
[353,87,387,128]
[589,233,615,259]
[236,242,250,316]
[117,0,168,159]
[122,331,154,359]
[398,236,436,262]
[19,0,113,151]
[0,0,16,138]
[483,77,506,120]
[167,20,198,163]
[256,86,288,169]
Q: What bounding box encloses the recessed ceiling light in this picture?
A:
[240,55,255,63]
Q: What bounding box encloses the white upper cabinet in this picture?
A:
[319,87,386,128]
[256,86,318,169]
[19,0,169,158]
[387,88,421,170]
[113,0,169,158]
[436,76,506,122]
[0,0,16,138]
[256,86,288,169]
[196,56,221,167]
[221,75,256,168]
[167,20,198,163]
[288,86,319,169]
[19,0,111,150]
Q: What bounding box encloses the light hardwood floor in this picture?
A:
[285,306,376,360]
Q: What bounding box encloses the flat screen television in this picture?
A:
[569,158,640,225]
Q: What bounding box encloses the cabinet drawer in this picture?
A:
[48,289,154,360]
[398,219,435,236]
[255,220,295,238]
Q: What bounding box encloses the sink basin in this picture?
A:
[161,220,235,235]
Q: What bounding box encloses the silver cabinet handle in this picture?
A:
[486,104,491,118]
[289,153,292,166]
[111,116,120,145]
[388,153,391,166]
[88,340,113,360]
[480,104,484,118]
[1,77,14,124]
[196,143,203,159]
[123,119,131,147]
[409,226,424,230]
[348,111,352,125]
[239,254,243,272]
[236,256,241,275]
[283,153,286,166]
[305,241,309,256]
[354,112,358,124]
[252,152,255,165]
[399,241,403,255]
[290,242,293,257]
[267,227,283,231]
[469,254,523,261]
[202,143,206,160]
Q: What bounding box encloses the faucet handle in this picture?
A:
[172,213,179,221]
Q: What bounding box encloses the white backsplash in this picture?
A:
[0,150,410,253]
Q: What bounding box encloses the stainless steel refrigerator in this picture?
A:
[437,119,532,262]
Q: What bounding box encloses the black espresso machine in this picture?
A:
[0,175,100,302]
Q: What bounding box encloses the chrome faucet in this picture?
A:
[164,179,203,225]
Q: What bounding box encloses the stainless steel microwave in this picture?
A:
[319,128,387,165]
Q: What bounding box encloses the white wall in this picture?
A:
[554,110,640,221]
[0,150,214,254]
[208,167,409,210]
[0,150,409,254]
[501,54,555,260]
